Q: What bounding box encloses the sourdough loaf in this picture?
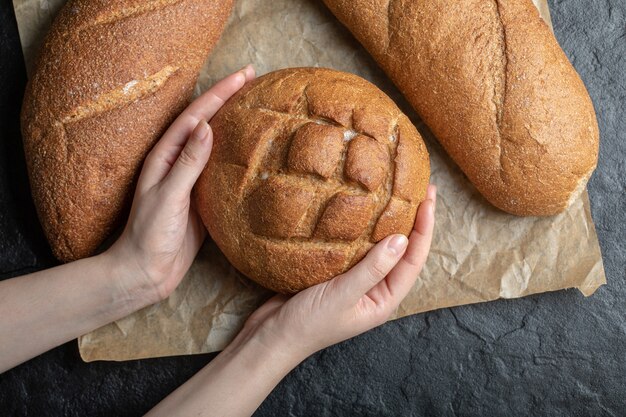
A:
[194,68,430,293]
[322,0,599,216]
[21,0,234,261]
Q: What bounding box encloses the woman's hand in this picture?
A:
[233,184,437,360]
[147,185,436,417]
[1,68,255,372]
[106,65,255,307]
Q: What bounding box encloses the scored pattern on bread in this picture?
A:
[194,68,430,293]
[225,89,407,253]
[493,1,508,183]
[85,0,185,28]
[62,65,179,124]
[238,114,401,248]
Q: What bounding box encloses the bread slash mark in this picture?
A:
[493,0,509,182]
[61,65,179,124]
[86,0,184,28]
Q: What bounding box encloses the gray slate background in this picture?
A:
[0,0,624,415]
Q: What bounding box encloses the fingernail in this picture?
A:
[427,199,435,216]
[195,120,210,141]
[235,72,247,86]
[426,184,437,214]
[387,234,408,255]
[427,184,437,201]
[239,64,253,78]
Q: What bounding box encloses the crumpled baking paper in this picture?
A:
[12,0,605,361]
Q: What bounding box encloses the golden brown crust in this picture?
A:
[287,123,345,179]
[21,0,234,261]
[322,0,599,216]
[194,68,430,293]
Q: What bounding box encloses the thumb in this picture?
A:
[162,120,213,198]
[333,234,408,304]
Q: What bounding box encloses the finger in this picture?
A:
[182,206,208,260]
[161,120,213,198]
[384,184,437,300]
[425,183,437,205]
[138,65,255,190]
[333,234,408,304]
[185,64,255,122]
[165,65,254,147]
[354,185,437,305]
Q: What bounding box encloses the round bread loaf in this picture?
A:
[194,68,430,293]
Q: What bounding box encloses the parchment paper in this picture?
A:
[13,0,605,362]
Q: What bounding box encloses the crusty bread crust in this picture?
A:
[21,0,234,261]
[322,0,599,216]
[194,68,430,293]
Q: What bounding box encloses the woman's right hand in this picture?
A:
[232,184,437,362]
[147,185,436,417]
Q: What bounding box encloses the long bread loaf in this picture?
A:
[21,0,234,261]
[322,0,599,216]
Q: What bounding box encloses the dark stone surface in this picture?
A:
[0,0,624,415]
[0,0,55,279]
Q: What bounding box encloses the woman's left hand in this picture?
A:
[106,65,256,307]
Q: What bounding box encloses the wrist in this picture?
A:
[148,313,302,417]
[227,317,311,372]
[211,327,301,400]
[98,249,162,314]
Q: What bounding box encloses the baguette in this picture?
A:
[322,0,599,216]
[21,0,234,261]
